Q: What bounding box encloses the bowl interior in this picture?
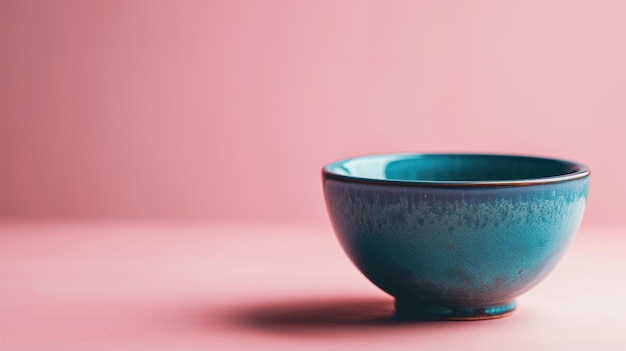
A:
[324,154,587,184]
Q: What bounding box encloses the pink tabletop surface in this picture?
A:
[1,222,624,350]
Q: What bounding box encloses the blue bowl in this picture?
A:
[323,154,589,320]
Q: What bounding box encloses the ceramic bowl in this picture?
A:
[323,154,589,320]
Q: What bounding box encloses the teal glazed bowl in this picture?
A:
[323,154,590,320]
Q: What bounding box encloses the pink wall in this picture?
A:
[1,1,624,225]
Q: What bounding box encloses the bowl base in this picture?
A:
[394,299,516,321]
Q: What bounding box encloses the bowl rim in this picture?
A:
[322,153,590,187]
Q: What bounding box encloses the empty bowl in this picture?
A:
[323,154,589,320]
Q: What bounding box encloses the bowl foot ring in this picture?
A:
[394,299,516,321]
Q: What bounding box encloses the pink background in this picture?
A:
[2,3,626,349]
[1,0,624,226]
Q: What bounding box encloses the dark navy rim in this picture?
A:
[322,153,590,188]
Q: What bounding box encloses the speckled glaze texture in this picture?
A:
[323,155,589,320]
